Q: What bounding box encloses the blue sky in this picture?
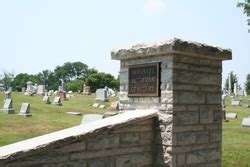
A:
[0,0,249,87]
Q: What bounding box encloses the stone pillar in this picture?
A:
[111,38,232,167]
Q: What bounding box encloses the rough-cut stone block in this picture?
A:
[177,153,186,166]
[178,92,205,104]
[173,125,205,132]
[70,146,152,160]
[88,158,114,167]
[175,111,199,125]
[186,149,220,164]
[200,106,214,124]
[55,140,86,153]
[140,132,153,145]
[120,133,140,146]
[196,132,209,144]
[206,93,221,104]
[115,153,152,166]
[87,134,120,150]
[210,130,221,143]
[177,132,196,145]
[177,71,221,86]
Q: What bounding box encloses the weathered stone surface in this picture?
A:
[178,92,205,104]
[175,111,199,125]
[115,153,152,166]
[186,149,220,164]
[177,132,196,145]
[111,38,232,61]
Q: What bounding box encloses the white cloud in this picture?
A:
[143,0,167,16]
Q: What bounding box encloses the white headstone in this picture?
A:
[66,112,82,116]
[81,114,103,124]
[92,103,100,108]
[42,96,51,104]
[4,91,11,101]
[226,112,237,119]
[1,99,15,114]
[52,97,62,106]
[95,89,108,101]
[231,100,240,106]
[242,117,250,127]
[18,103,32,117]
[99,104,106,109]
[37,85,45,95]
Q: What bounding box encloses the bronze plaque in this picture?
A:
[128,63,160,97]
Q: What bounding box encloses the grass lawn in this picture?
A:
[0,93,250,166]
[222,96,250,167]
[0,92,118,146]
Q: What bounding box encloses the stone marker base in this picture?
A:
[82,92,91,95]
[42,101,51,104]
[18,113,32,117]
[95,98,109,102]
[52,103,62,106]
[1,109,15,114]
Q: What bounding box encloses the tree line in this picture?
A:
[0,62,119,93]
[224,71,250,95]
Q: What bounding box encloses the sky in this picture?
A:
[0,0,249,87]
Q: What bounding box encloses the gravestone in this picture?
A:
[42,96,51,104]
[47,90,53,96]
[99,104,105,109]
[110,101,119,110]
[81,114,103,124]
[25,81,36,96]
[7,87,12,92]
[58,91,67,100]
[226,112,237,119]
[111,38,232,166]
[95,89,108,102]
[52,97,62,106]
[36,85,45,96]
[18,103,32,117]
[1,99,15,114]
[4,91,11,101]
[82,84,91,95]
[92,103,100,108]
[241,117,250,127]
[21,87,26,93]
[66,112,82,116]
[231,100,240,106]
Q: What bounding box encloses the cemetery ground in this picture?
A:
[223,96,250,167]
[0,92,118,146]
[0,93,249,166]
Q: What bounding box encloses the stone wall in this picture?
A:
[0,110,159,167]
[112,38,232,167]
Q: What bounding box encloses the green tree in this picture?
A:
[54,62,89,82]
[224,71,238,93]
[0,70,15,91]
[64,80,84,92]
[85,72,119,93]
[245,74,250,95]
[237,0,250,32]
[11,73,38,91]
